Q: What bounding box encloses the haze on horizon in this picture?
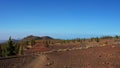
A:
[0,0,120,40]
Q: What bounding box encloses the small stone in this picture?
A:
[64,65,69,68]
[46,62,52,66]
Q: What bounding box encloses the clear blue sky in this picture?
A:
[0,0,120,40]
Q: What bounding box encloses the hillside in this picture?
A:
[21,35,53,42]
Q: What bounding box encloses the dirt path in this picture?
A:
[24,54,48,68]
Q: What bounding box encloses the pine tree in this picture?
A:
[0,37,22,57]
[6,37,16,56]
[115,35,119,39]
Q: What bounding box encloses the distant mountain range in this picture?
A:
[0,35,53,44]
[0,40,7,43]
[0,39,20,44]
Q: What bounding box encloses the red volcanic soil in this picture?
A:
[24,43,51,54]
[26,45,120,68]
[45,45,120,68]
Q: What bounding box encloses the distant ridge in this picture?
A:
[21,35,53,41]
[40,36,53,40]
[0,40,6,44]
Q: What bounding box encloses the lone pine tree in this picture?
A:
[6,37,16,56]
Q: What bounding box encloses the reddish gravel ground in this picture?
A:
[26,45,120,68]
[24,43,52,54]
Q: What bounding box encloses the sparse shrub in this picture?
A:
[30,40,35,46]
[18,45,23,55]
[101,36,113,39]
[105,42,108,44]
[44,40,49,47]
[95,37,100,42]
[83,38,86,42]
[86,46,90,49]
[80,40,82,43]
[90,38,94,42]
[115,35,119,39]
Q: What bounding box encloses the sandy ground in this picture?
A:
[25,45,120,68]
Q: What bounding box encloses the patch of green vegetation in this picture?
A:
[0,37,23,57]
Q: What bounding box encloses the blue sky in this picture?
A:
[0,0,120,40]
